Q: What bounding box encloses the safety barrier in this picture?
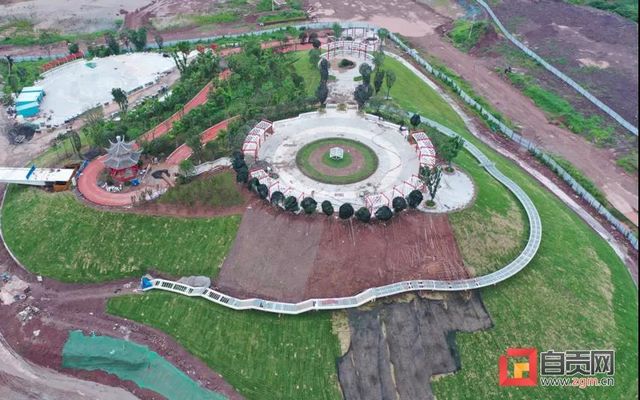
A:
[474,0,637,136]
[385,30,638,250]
[143,112,543,314]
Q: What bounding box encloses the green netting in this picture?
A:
[62,330,227,400]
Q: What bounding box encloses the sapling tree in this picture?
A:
[420,165,443,206]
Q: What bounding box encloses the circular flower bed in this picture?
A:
[295,138,378,184]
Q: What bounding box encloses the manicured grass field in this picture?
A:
[295,138,378,184]
[159,171,244,208]
[1,186,240,282]
[107,292,342,400]
[447,147,527,277]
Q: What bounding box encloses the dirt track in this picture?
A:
[216,202,469,302]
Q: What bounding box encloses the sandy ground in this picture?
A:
[37,53,174,126]
[338,292,492,400]
[0,0,149,32]
[216,202,468,302]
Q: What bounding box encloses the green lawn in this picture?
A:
[1,186,240,282]
[295,138,378,184]
[290,52,320,95]
[159,171,245,208]
[107,292,342,400]
[447,144,527,277]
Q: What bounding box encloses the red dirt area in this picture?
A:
[308,144,366,176]
[215,202,468,302]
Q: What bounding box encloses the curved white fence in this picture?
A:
[143,113,542,314]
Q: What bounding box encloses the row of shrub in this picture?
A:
[244,174,425,223]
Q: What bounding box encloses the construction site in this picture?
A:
[0,1,637,399]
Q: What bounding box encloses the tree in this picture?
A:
[39,31,54,57]
[308,48,321,66]
[179,159,195,177]
[104,33,120,55]
[284,196,299,212]
[385,69,396,98]
[321,200,334,216]
[407,189,424,208]
[235,165,249,183]
[3,55,14,78]
[358,63,372,85]
[377,28,389,50]
[332,22,343,39]
[111,88,128,113]
[355,207,371,223]
[298,31,308,44]
[120,31,131,52]
[301,197,317,214]
[410,113,421,129]
[257,184,269,199]
[372,51,385,69]
[271,191,284,207]
[373,68,385,94]
[440,136,464,171]
[354,83,373,109]
[311,38,321,49]
[392,196,407,213]
[339,203,354,219]
[68,130,82,156]
[420,165,443,205]
[319,58,329,82]
[309,32,319,42]
[375,206,393,221]
[316,82,329,106]
[171,42,190,75]
[68,42,79,54]
[248,177,260,192]
[154,33,164,50]
[128,28,147,51]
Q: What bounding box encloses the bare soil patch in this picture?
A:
[338,292,492,400]
[216,202,468,302]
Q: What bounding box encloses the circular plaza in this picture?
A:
[255,108,421,208]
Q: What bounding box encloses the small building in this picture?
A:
[103,136,142,182]
[16,91,42,106]
[16,102,40,118]
[21,86,45,96]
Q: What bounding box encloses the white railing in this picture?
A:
[143,113,543,314]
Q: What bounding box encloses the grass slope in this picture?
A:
[159,171,244,208]
[1,186,240,282]
[447,147,527,276]
[107,292,342,400]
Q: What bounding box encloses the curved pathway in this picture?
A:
[143,115,542,314]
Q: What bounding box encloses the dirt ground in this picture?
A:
[216,202,468,302]
[491,0,638,127]
[338,292,492,400]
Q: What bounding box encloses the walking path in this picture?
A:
[143,114,542,314]
[76,42,314,208]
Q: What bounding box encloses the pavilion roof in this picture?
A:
[104,136,142,170]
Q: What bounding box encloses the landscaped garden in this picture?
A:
[1,31,636,400]
[295,138,379,184]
